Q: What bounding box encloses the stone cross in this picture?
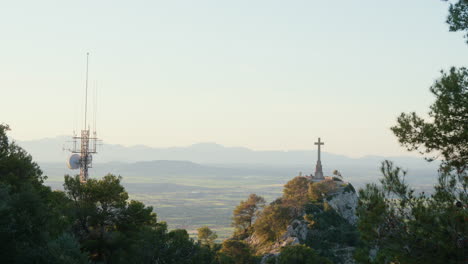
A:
[314,137,325,180]
[314,137,324,161]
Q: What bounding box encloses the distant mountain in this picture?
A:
[40,160,287,180]
[17,136,440,191]
[41,159,438,195]
[16,136,438,170]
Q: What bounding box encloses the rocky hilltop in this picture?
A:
[234,176,359,264]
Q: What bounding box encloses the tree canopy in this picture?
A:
[0,124,219,264]
[278,245,331,264]
[357,12,468,260]
[282,176,310,215]
[446,0,468,43]
[0,124,86,263]
[197,226,218,247]
[391,67,468,175]
[217,240,255,264]
[232,193,265,238]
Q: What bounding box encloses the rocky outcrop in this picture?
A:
[248,180,358,264]
[284,219,309,242]
[267,219,308,254]
[326,183,358,225]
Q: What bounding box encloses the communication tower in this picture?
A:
[67,53,100,183]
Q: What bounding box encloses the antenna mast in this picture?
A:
[84,52,89,129]
[67,52,100,183]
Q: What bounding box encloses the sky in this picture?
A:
[1,0,467,158]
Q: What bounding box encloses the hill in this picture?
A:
[232,176,359,263]
[16,137,438,168]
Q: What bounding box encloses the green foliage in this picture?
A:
[356,160,467,263]
[64,174,149,262]
[46,233,88,264]
[283,176,309,204]
[446,0,468,43]
[308,181,337,201]
[218,240,256,264]
[0,124,82,263]
[252,202,292,244]
[360,66,468,263]
[233,176,358,262]
[357,9,468,263]
[232,193,265,238]
[0,124,220,263]
[64,174,219,264]
[198,226,218,247]
[390,68,468,232]
[282,176,310,216]
[162,229,208,264]
[303,202,359,262]
[278,244,331,264]
[391,67,468,174]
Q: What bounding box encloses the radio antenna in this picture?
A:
[93,81,98,135]
[66,52,101,183]
[84,52,89,130]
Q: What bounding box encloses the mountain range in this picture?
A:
[16,136,437,168]
[16,136,440,190]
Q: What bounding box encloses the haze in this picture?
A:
[2,0,467,158]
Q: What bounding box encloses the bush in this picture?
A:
[308,181,337,201]
[278,244,331,264]
[218,240,254,264]
[253,203,292,243]
[303,202,359,262]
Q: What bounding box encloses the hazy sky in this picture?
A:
[1,0,467,158]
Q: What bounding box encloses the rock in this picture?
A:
[283,219,309,242]
[326,183,358,225]
[248,180,359,263]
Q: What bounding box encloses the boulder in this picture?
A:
[326,183,358,225]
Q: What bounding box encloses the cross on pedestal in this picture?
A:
[314,137,325,180]
[314,137,324,162]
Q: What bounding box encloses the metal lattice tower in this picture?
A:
[67,53,100,183]
[70,129,99,183]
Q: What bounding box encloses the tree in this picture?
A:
[282,176,310,215]
[355,6,467,262]
[308,181,337,201]
[63,174,165,263]
[445,0,468,43]
[0,124,86,263]
[357,67,467,263]
[64,174,218,264]
[232,193,265,237]
[197,226,218,247]
[46,233,89,264]
[278,244,331,264]
[217,240,254,264]
[0,124,218,263]
[356,161,467,263]
[252,203,292,243]
[162,229,213,264]
[391,67,468,175]
[302,202,359,263]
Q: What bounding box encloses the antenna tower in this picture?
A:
[67,53,100,183]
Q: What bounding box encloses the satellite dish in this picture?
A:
[67,154,81,169]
